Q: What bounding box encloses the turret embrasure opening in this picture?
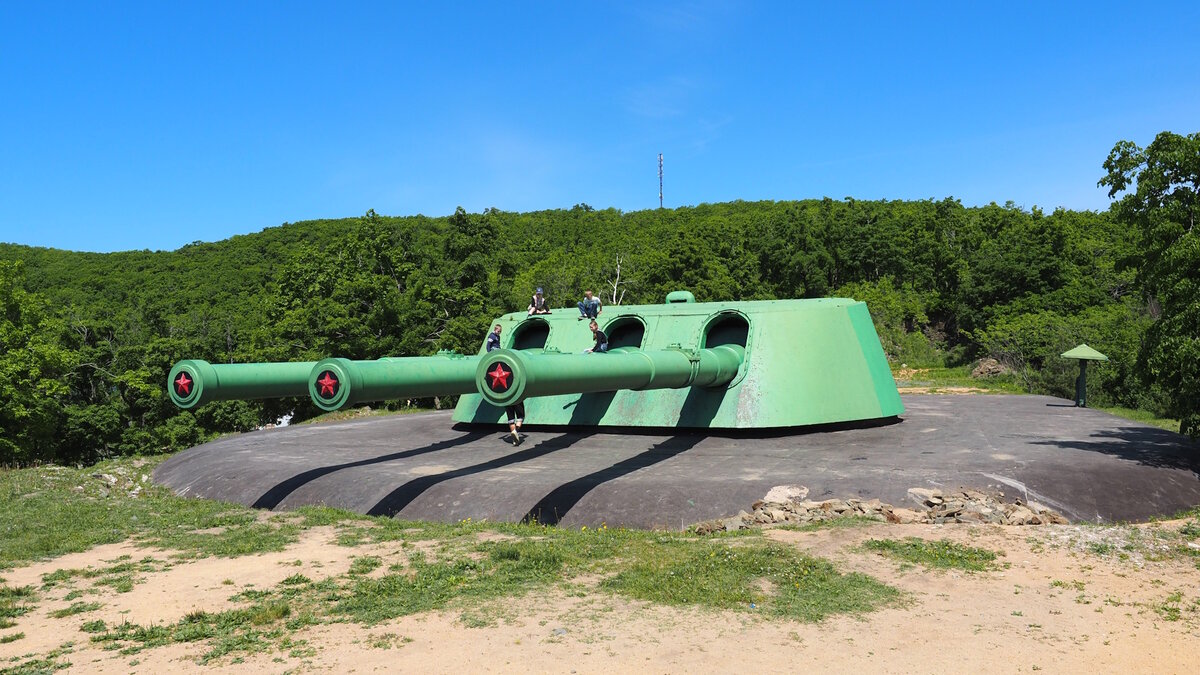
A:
[512,318,550,350]
[605,317,646,349]
[703,313,749,348]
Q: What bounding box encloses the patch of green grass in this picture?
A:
[151,523,301,558]
[0,456,265,569]
[2,640,74,672]
[1095,407,1181,433]
[333,549,558,624]
[1153,591,1184,622]
[2,457,907,664]
[348,556,382,576]
[0,631,24,643]
[0,584,37,627]
[294,505,370,528]
[1050,579,1086,591]
[41,557,165,597]
[605,542,899,621]
[863,538,999,571]
[366,632,410,649]
[891,366,1025,394]
[248,601,290,626]
[49,602,103,618]
[1180,521,1200,539]
[89,599,294,663]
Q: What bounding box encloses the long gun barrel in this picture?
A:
[168,359,317,410]
[475,345,745,408]
[308,353,480,411]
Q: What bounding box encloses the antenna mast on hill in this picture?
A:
[658,153,664,209]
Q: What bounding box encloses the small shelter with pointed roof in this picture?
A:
[1061,343,1108,407]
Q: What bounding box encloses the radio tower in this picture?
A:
[658,153,664,209]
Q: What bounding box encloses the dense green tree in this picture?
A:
[0,261,74,464]
[1100,131,1200,435]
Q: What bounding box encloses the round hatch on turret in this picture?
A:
[512,318,550,350]
[703,312,749,348]
[604,316,646,349]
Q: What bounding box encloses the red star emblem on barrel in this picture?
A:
[174,372,193,396]
[486,362,512,391]
[316,371,339,398]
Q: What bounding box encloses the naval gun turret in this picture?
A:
[168,291,903,429]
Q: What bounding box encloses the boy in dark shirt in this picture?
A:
[486,324,502,352]
[585,320,608,353]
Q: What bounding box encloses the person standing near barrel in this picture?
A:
[484,323,524,445]
[505,402,525,446]
[486,324,502,352]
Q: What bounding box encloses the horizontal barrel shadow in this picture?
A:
[252,430,491,509]
[366,432,595,518]
[523,434,706,525]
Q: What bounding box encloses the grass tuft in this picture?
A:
[49,601,103,618]
[348,556,383,576]
[863,538,999,571]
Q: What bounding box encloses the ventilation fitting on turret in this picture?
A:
[665,290,696,304]
[703,313,749,348]
[512,319,550,350]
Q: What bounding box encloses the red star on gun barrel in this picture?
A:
[174,372,192,395]
[317,372,339,397]
[487,363,511,390]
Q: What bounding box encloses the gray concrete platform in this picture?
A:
[154,395,1200,528]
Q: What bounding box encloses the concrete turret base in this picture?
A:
[154,395,1200,528]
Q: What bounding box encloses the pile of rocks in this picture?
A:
[971,357,1012,378]
[695,486,1069,534]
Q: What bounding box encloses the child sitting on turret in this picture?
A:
[584,319,608,353]
[577,289,602,320]
[527,287,550,315]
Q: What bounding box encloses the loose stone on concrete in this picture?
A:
[693,486,1071,533]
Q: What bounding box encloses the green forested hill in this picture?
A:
[0,198,1160,464]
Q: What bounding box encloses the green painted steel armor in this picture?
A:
[167,294,905,429]
[168,359,317,409]
[453,297,903,428]
[309,353,479,412]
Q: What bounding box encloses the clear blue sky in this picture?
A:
[2,2,1197,253]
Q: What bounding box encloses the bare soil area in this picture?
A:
[3,520,1198,674]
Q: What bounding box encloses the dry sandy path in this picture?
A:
[2,520,1198,674]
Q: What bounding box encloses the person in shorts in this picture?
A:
[505,402,525,446]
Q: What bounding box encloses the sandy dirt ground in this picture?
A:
[2,520,1198,674]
